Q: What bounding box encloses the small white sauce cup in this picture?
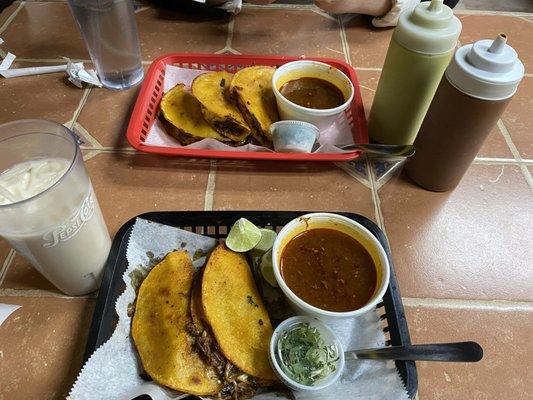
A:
[270,120,320,153]
[272,60,354,131]
[269,315,345,392]
[272,213,390,321]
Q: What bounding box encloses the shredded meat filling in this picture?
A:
[186,322,260,399]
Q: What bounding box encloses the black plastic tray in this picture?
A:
[83,211,418,399]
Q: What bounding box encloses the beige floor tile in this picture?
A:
[212,160,375,219]
[345,15,393,68]
[1,252,58,292]
[76,83,142,149]
[0,296,95,399]
[379,164,533,301]
[86,152,210,236]
[1,2,88,59]
[459,15,533,73]
[233,9,344,59]
[0,62,85,125]
[405,304,533,399]
[136,7,228,60]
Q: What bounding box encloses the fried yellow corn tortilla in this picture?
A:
[192,71,251,142]
[131,251,221,396]
[229,66,279,147]
[159,84,232,145]
[201,245,277,381]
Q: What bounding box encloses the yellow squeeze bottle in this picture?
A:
[368,0,461,145]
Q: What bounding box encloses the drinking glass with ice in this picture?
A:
[0,120,111,295]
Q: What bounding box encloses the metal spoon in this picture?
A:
[341,143,416,158]
[347,341,483,362]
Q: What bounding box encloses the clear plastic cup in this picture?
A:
[68,0,144,90]
[0,120,111,295]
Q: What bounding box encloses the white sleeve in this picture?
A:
[372,0,420,28]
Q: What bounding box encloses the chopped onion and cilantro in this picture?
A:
[277,323,339,386]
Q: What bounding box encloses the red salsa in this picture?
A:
[280,228,376,312]
[280,77,345,110]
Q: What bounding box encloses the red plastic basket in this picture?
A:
[126,53,368,161]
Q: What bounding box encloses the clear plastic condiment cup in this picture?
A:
[269,316,345,392]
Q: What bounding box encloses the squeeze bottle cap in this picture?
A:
[394,0,462,55]
[446,33,525,100]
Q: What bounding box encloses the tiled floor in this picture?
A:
[0,2,532,399]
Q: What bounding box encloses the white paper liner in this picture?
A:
[69,218,410,400]
[144,65,356,154]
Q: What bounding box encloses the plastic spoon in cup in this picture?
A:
[347,341,483,362]
[341,143,416,158]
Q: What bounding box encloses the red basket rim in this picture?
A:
[126,53,368,162]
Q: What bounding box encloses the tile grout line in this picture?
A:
[0,1,25,35]
[334,162,372,188]
[226,15,236,49]
[473,157,533,165]
[15,57,93,64]
[74,120,103,149]
[68,86,92,130]
[402,296,533,311]
[518,16,533,24]
[203,160,217,212]
[311,8,336,22]
[366,155,388,236]
[454,9,533,17]
[375,161,405,190]
[0,287,95,299]
[214,15,241,55]
[337,15,352,65]
[497,119,533,188]
[82,149,102,161]
[334,18,373,189]
[66,86,105,151]
[0,249,16,288]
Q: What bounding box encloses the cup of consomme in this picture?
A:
[272,61,354,131]
[272,213,390,320]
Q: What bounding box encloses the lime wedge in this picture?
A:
[260,250,278,287]
[226,218,262,253]
[250,228,277,258]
